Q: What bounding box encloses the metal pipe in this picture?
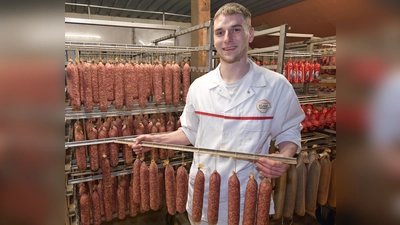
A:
[276,24,287,74]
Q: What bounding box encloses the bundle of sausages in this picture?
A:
[66,60,191,111]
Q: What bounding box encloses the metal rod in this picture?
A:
[277,24,287,74]
[152,20,211,43]
[114,139,297,164]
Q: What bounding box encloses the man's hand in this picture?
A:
[256,153,289,178]
[128,134,155,155]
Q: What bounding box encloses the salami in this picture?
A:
[74,121,86,171]
[129,181,138,217]
[98,125,109,165]
[77,62,85,104]
[140,161,150,212]
[66,61,81,110]
[132,62,139,100]
[242,173,258,225]
[112,176,118,213]
[114,63,124,109]
[149,160,160,211]
[165,164,176,215]
[158,169,165,209]
[144,63,152,99]
[137,63,147,108]
[105,62,115,101]
[117,185,126,219]
[192,169,205,222]
[207,170,221,224]
[82,63,93,112]
[172,63,181,106]
[153,61,163,104]
[228,172,240,225]
[176,165,189,213]
[90,63,99,104]
[108,123,119,167]
[103,185,113,221]
[122,123,133,164]
[91,189,101,225]
[133,158,141,204]
[164,63,173,105]
[124,62,135,109]
[256,178,272,225]
[182,62,190,104]
[97,180,105,216]
[97,62,108,111]
[86,125,99,171]
[101,155,112,187]
[79,193,90,225]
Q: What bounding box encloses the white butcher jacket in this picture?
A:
[180,59,304,224]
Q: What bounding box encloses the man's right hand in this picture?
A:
[128,134,155,155]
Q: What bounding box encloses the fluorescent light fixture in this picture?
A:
[65,34,101,38]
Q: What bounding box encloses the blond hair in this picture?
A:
[213,3,252,29]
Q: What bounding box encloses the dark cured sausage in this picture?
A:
[97,180,105,216]
[108,124,119,167]
[158,169,165,209]
[242,173,258,225]
[74,121,86,171]
[140,161,150,212]
[124,62,135,109]
[172,63,181,106]
[164,63,173,105]
[105,63,114,101]
[133,158,141,204]
[112,177,118,213]
[90,63,99,104]
[79,193,90,225]
[103,185,113,221]
[207,170,221,225]
[98,125,109,165]
[182,62,190,104]
[122,123,133,164]
[165,164,176,215]
[66,62,81,110]
[117,185,126,219]
[228,172,240,225]
[91,189,101,225]
[114,63,124,109]
[82,63,93,113]
[256,178,273,225]
[176,165,189,213]
[129,181,138,217]
[101,155,112,187]
[86,125,99,171]
[149,160,159,211]
[97,62,108,112]
[192,169,205,222]
[153,61,163,104]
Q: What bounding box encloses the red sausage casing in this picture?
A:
[176,165,189,213]
[165,164,176,215]
[192,169,205,222]
[228,172,240,225]
[207,170,221,225]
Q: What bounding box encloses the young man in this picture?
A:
[129,3,304,224]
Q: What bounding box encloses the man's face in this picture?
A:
[213,14,254,64]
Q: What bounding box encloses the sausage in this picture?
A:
[79,193,90,225]
[207,170,221,225]
[124,63,135,109]
[129,181,138,217]
[192,169,205,222]
[77,62,85,104]
[272,171,287,220]
[117,185,126,219]
[305,160,321,212]
[78,182,87,196]
[108,124,119,167]
[122,123,133,164]
[88,180,95,197]
[256,178,273,225]
[172,63,181,106]
[66,62,81,110]
[119,175,129,209]
[115,117,123,137]
[91,188,101,225]
[87,126,99,171]
[317,153,331,206]
[98,125,109,165]
[97,62,108,112]
[101,155,112,187]
[103,185,113,221]
[228,171,240,225]
[82,63,93,113]
[182,62,190,104]
[140,161,150,212]
[74,122,86,171]
[328,159,336,207]
[144,63,152,99]
[112,176,118,213]
[105,62,115,101]
[164,63,173,105]
[307,151,318,172]
[164,164,176,215]
[153,61,163,104]
[242,173,258,225]
[90,63,99,104]
[114,63,124,109]
[158,168,165,208]
[295,162,307,216]
[132,62,139,100]
[133,158,141,204]
[137,63,147,108]
[176,165,189,213]
[97,180,105,216]
[149,160,160,211]
[282,164,298,219]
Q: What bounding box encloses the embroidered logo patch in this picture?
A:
[256,99,271,113]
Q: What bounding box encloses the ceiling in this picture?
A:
[65,0,303,23]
